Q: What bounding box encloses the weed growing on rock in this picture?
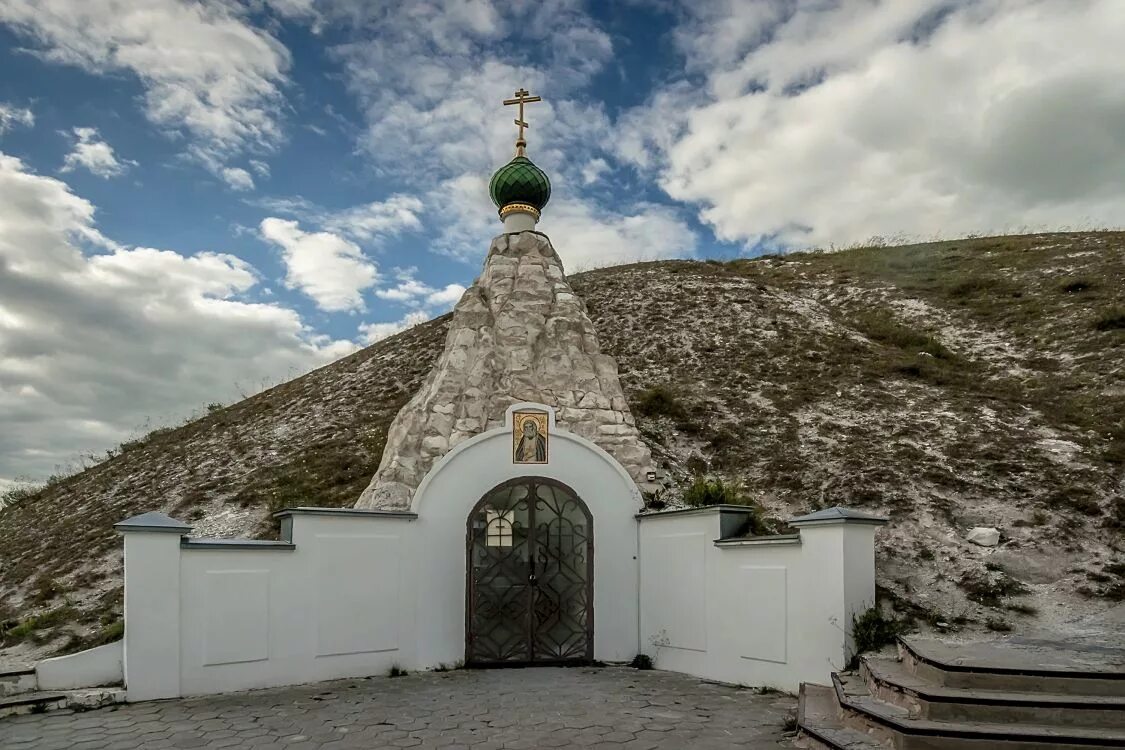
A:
[683,476,743,507]
[1059,278,1095,294]
[958,569,1029,607]
[850,606,907,661]
[635,385,687,419]
[1094,307,1125,331]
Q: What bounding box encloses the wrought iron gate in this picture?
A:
[466,477,594,665]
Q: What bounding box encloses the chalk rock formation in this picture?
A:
[356,231,654,509]
[967,527,1001,547]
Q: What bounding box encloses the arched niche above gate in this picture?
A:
[409,402,642,517]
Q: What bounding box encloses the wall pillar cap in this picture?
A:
[787,506,888,527]
[114,511,192,534]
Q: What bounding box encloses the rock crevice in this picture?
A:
[355,231,653,509]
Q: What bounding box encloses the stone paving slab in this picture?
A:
[0,667,797,749]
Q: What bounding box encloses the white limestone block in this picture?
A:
[967,527,1001,547]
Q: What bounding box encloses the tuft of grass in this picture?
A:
[0,483,42,511]
[31,575,64,605]
[635,385,688,419]
[58,619,124,657]
[1059,278,1095,293]
[1094,307,1125,331]
[1,605,79,645]
[1106,497,1125,530]
[958,570,1029,607]
[629,654,653,670]
[851,606,907,661]
[853,312,955,360]
[683,476,744,507]
[946,275,1014,299]
[1005,602,1039,616]
[388,664,408,678]
[1105,562,1125,577]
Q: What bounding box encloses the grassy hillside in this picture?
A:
[1,231,1122,665]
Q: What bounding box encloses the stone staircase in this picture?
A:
[797,636,1125,749]
[0,666,123,719]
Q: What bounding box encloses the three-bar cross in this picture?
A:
[503,88,542,149]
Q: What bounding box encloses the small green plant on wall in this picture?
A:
[849,605,907,667]
[683,476,743,506]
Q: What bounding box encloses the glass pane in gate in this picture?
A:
[467,483,531,662]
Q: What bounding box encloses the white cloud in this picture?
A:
[540,199,699,272]
[61,126,134,178]
[372,268,466,311]
[375,274,434,304]
[250,192,423,243]
[324,195,424,242]
[631,0,1125,248]
[330,2,614,183]
[259,217,379,312]
[580,158,610,185]
[0,151,353,483]
[0,0,290,183]
[426,283,466,307]
[0,103,34,133]
[221,166,255,191]
[358,310,429,344]
[318,2,698,270]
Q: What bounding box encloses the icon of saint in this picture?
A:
[514,416,547,463]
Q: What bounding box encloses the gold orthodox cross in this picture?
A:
[503,88,542,154]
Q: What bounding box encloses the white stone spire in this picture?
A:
[355,231,654,510]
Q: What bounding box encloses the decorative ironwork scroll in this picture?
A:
[466,478,593,664]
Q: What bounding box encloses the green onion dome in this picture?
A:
[488,155,551,216]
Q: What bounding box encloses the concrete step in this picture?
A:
[863,657,1125,729]
[0,668,37,698]
[0,692,67,718]
[835,672,1125,750]
[900,637,1125,697]
[795,682,891,749]
[0,687,124,719]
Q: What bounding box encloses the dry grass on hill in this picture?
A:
[1,231,1122,666]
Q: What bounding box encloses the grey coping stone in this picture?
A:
[272,506,418,520]
[787,506,888,526]
[180,539,296,551]
[714,533,802,547]
[114,511,193,534]
[634,504,756,520]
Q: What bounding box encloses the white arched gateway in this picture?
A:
[407,403,643,670]
[110,401,884,701]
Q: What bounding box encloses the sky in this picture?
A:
[1,0,1123,487]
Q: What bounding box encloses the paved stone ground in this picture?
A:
[0,667,798,749]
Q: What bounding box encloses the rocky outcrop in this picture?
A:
[355,231,653,509]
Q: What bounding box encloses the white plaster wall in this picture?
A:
[639,511,864,693]
[123,532,182,701]
[842,524,878,657]
[176,516,416,697]
[37,641,123,690]
[410,421,644,668]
